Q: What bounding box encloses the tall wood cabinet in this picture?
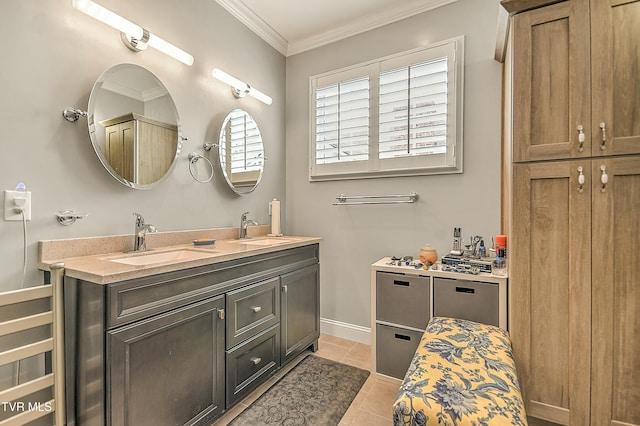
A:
[503,0,640,424]
[100,113,178,185]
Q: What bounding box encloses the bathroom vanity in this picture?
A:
[40,234,320,426]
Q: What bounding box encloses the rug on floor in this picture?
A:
[228,355,370,426]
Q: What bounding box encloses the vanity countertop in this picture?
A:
[39,234,321,284]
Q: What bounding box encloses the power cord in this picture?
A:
[14,208,28,386]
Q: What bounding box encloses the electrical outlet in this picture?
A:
[4,190,31,221]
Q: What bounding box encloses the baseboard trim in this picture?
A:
[320,318,371,345]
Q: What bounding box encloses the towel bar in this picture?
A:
[333,192,418,205]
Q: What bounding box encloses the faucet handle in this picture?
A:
[133,212,145,226]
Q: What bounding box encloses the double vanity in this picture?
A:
[39,230,320,426]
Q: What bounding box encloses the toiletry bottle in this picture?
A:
[492,247,507,277]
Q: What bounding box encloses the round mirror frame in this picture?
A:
[87,63,183,189]
[218,109,265,195]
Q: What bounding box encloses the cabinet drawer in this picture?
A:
[433,277,499,327]
[376,324,423,380]
[226,277,280,349]
[376,272,430,329]
[226,325,280,406]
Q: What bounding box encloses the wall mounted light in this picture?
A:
[212,68,273,105]
[71,0,194,66]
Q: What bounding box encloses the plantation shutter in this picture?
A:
[229,113,263,173]
[378,58,448,159]
[315,77,370,165]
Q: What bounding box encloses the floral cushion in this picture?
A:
[393,317,527,426]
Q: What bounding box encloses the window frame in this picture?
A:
[309,36,464,181]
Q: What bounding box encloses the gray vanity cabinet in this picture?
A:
[281,264,320,365]
[108,296,225,426]
[64,244,320,426]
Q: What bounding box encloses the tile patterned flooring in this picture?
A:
[212,334,400,425]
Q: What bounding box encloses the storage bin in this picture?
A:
[376,272,430,329]
[433,277,499,326]
[376,324,424,379]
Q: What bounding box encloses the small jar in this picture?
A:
[419,246,438,265]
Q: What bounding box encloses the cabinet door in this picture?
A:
[591,0,640,157]
[108,296,225,426]
[511,161,591,425]
[512,0,591,162]
[137,121,178,185]
[105,121,134,181]
[591,157,640,426]
[280,264,320,365]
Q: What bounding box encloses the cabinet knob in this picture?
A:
[577,166,585,193]
[250,357,262,365]
[577,125,585,152]
[600,165,608,192]
[217,308,225,320]
[600,122,607,151]
[250,306,262,313]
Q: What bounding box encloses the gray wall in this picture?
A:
[0,0,286,292]
[285,0,503,331]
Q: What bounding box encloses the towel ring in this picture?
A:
[188,152,214,183]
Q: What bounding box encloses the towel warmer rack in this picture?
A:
[0,263,66,426]
[333,192,419,205]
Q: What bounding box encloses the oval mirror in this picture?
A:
[219,109,264,194]
[87,63,182,189]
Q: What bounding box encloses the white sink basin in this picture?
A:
[236,238,294,246]
[107,249,214,266]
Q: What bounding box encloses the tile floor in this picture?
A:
[212,334,401,425]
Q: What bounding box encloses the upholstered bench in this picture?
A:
[393,317,527,426]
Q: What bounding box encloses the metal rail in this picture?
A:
[0,263,66,425]
[333,192,419,205]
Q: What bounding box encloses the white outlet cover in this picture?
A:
[4,190,31,221]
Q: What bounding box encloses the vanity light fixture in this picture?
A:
[71,0,194,66]
[212,68,273,105]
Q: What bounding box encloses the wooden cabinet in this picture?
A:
[511,0,640,162]
[511,158,640,425]
[590,157,640,426]
[506,1,640,424]
[101,113,178,185]
[511,161,592,425]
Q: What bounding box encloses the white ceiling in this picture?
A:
[215,0,459,56]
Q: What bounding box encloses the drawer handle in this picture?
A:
[394,334,411,341]
[393,280,410,287]
[456,287,475,294]
[250,306,262,313]
[250,357,262,365]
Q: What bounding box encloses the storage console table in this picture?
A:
[371,257,508,380]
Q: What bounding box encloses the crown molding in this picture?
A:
[215,0,458,57]
[288,0,459,56]
[215,0,288,55]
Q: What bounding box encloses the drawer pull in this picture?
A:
[250,306,262,313]
[456,287,475,294]
[394,333,411,341]
[250,357,262,365]
[393,280,410,287]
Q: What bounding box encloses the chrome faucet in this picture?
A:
[133,212,158,251]
[239,211,258,239]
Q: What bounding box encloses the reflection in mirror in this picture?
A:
[219,109,264,194]
[87,63,182,189]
